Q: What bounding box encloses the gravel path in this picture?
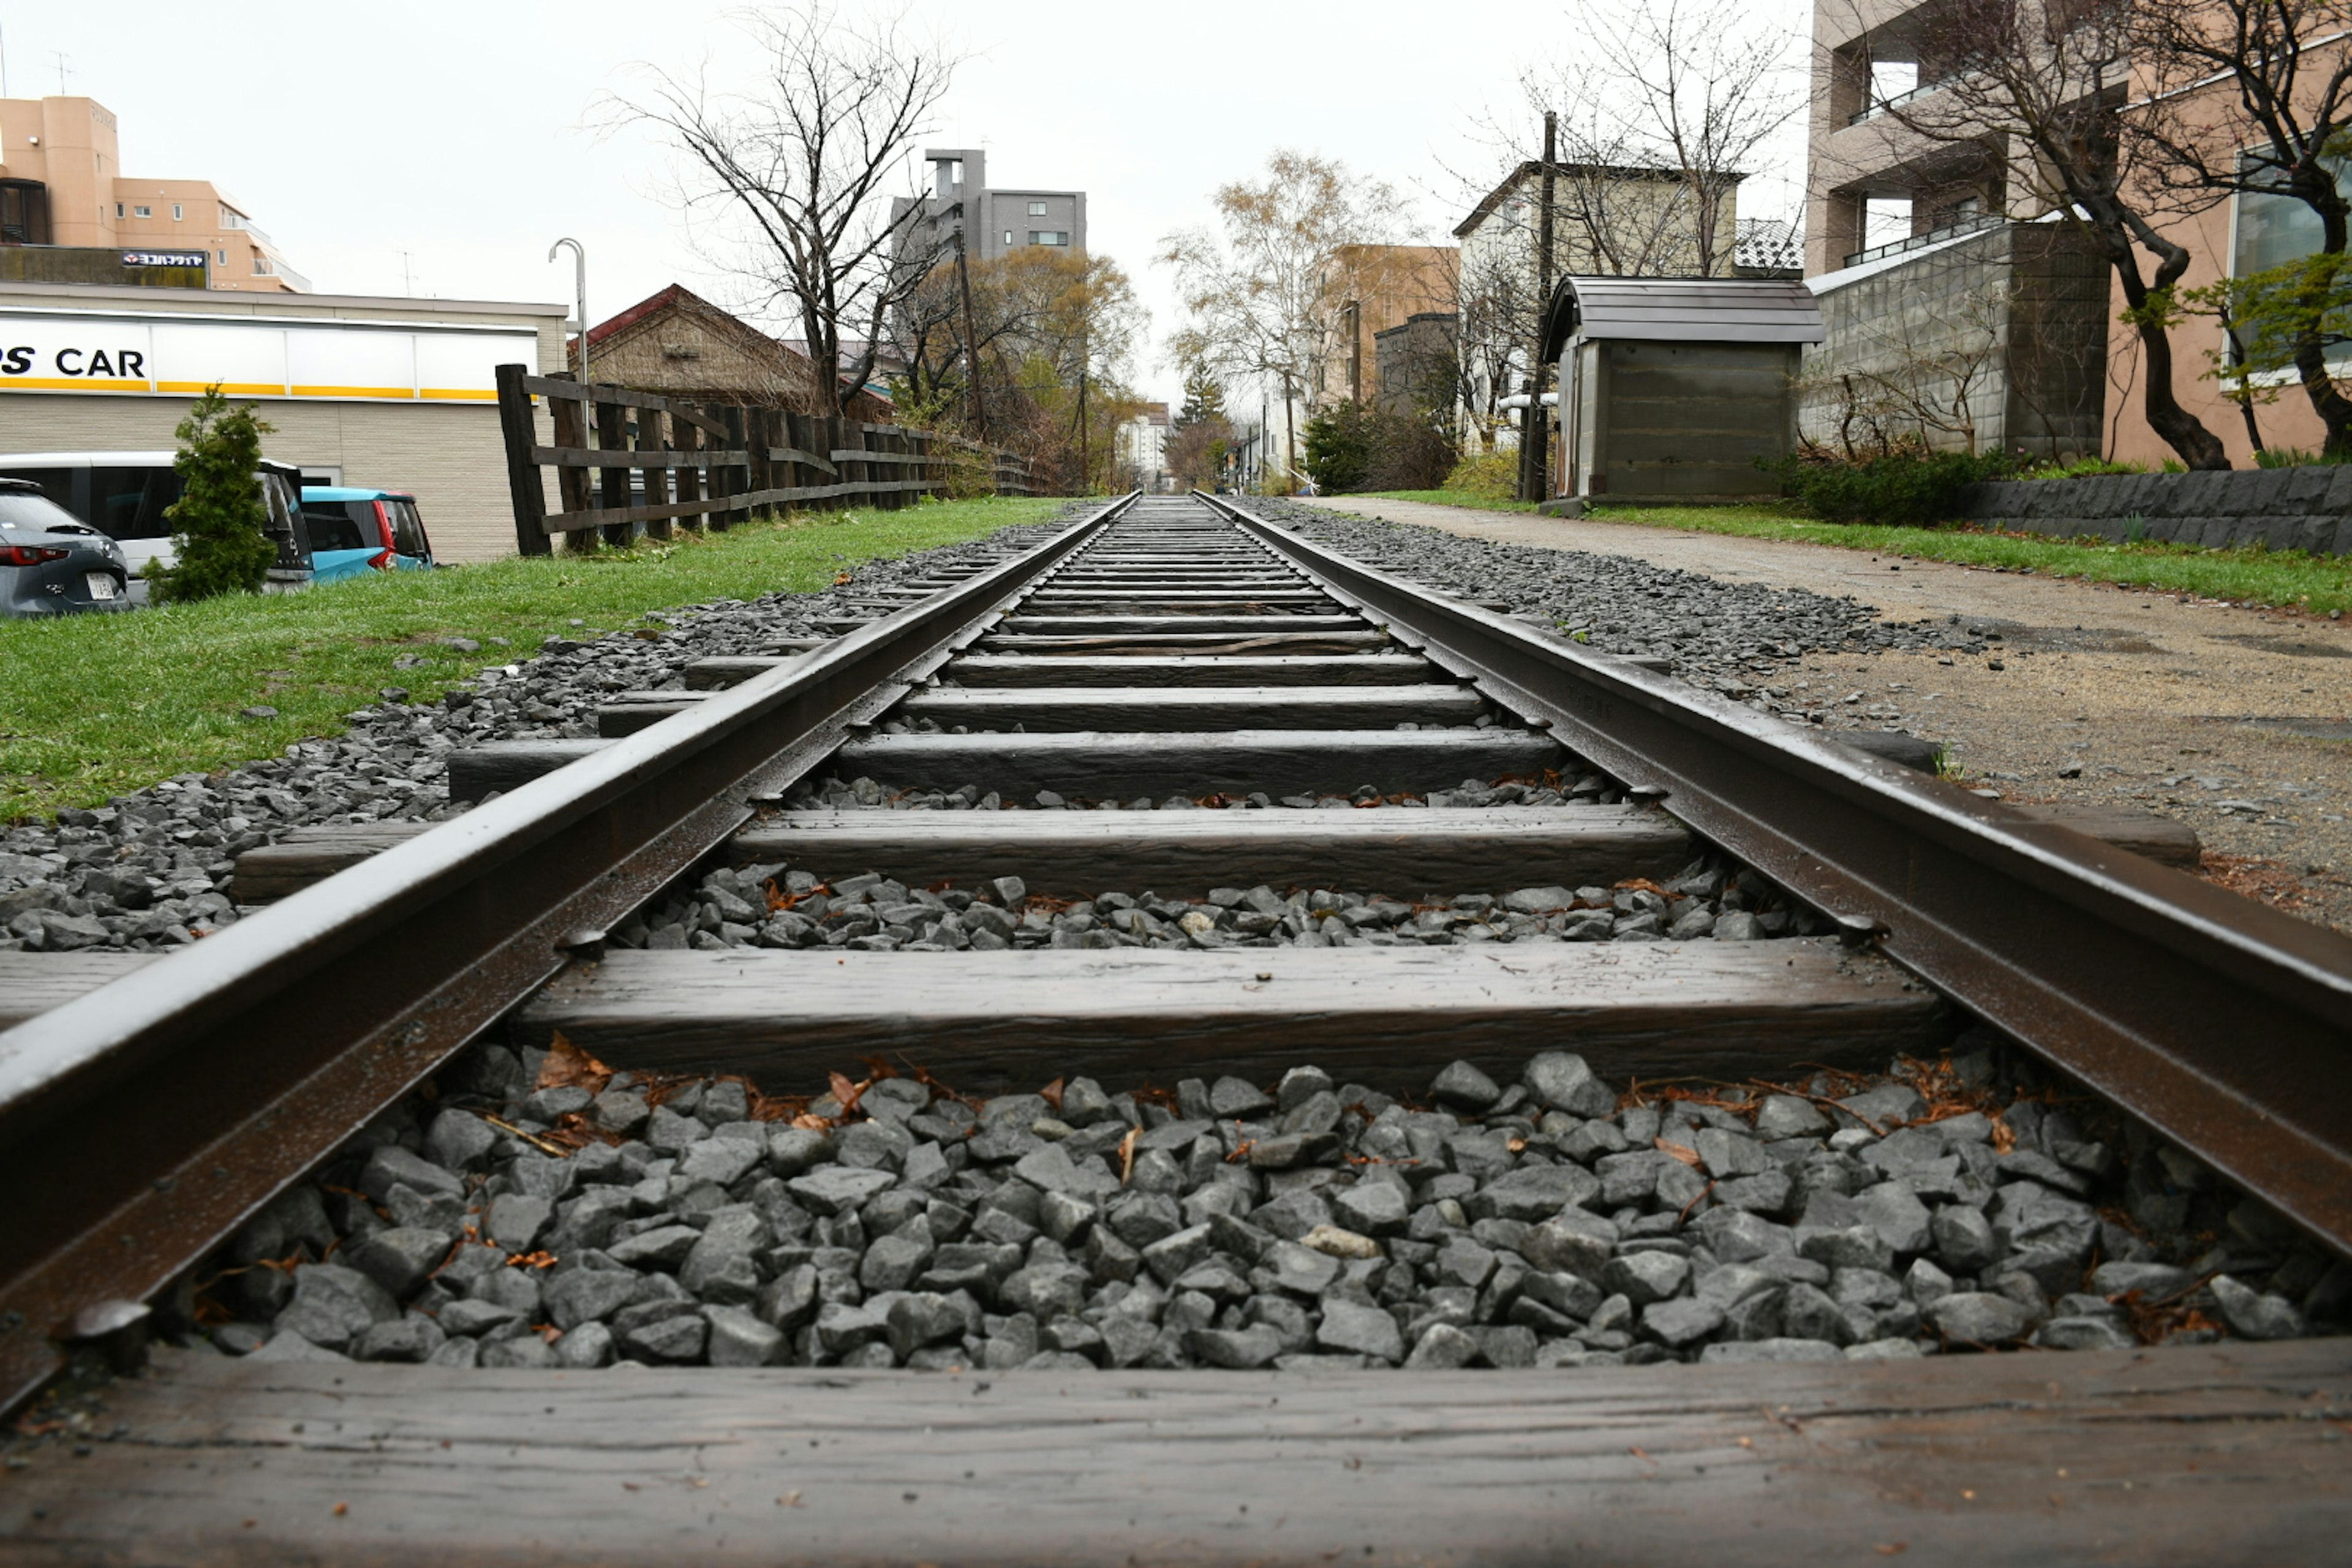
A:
[1299,497,2352,934]
[178,1036,2343,1372]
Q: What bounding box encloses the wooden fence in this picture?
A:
[492,364,1034,554]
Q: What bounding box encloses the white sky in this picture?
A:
[0,0,1812,407]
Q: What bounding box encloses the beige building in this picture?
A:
[1316,244,1458,409]
[0,94,307,292]
[0,281,566,561]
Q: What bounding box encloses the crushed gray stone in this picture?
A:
[170,1029,2346,1374]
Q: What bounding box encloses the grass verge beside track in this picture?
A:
[0,497,1058,821]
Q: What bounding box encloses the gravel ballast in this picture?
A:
[177,1037,2346,1372]
[611,852,1825,954]
[0,526,1066,952]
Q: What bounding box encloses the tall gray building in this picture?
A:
[892,149,1087,267]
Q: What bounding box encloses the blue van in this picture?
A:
[300,488,435,582]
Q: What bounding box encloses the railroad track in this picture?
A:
[1,491,2349,1561]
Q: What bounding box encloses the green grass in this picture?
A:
[1354,491,1552,514]
[0,497,1058,821]
[1575,503,2352,617]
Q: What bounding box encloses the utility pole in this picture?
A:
[954,215,987,440]
[1520,111,1557,502]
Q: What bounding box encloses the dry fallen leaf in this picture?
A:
[1655,1138,1702,1167]
[535,1032,613,1095]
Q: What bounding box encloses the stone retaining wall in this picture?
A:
[1956,467,2352,555]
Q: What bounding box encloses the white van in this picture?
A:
[0,453,315,603]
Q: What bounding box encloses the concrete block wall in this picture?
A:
[1956,466,2352,555]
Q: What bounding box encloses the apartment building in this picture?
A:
[891,149,1087,270]
[0,95,307,293]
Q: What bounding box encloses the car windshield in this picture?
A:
[0,491,88,533]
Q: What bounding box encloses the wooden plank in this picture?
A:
[513,939,1948,1085]
[599,699,703,737]
[528,446,749,468]
[731,802,1690,893]
[765,445,840,475]
[1000,614,1368,634]
[231,823,435,902]
[980,631,1392,654]
[2011,802,2203,869]
[897,684,1487,731]
[0,952,162,1030]
[446,739,610,801]
[958,654,1434,685]
[13,1341,2342,1567]
[833,728,1567,798]
[492,363,551,557]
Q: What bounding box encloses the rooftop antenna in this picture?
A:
[401,251,415,296]
[50,51,70,94]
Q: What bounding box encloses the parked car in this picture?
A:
[300,488,436,582]
[0,452,317,603]
[0,478,132,617]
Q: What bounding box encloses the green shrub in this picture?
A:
[2017,454,2149,480]
[1760,443,2015,526]
[145,386,277,602]
[1441,451,1518,500]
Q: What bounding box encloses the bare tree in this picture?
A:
[1858,0,2231,468]
[2132,0,2352,456]
[1158,151,1409,479]
[601,5,958,417]
[1521,0,1802,276]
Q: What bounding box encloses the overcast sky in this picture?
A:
[1,0,1812,405]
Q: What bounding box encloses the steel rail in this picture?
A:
[0,494,1136,1410]
[1211,493,2352,1254]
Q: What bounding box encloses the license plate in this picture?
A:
[85,573,117,601]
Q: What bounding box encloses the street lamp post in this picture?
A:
[548,238,589,383]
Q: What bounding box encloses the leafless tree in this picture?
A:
[600,4,959,418]
[1855,0,2231,467]
[1158,151,1410,478]
[1516,0,1802,276]
[2132,0,2352,456]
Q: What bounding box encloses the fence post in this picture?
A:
[673,409,704,532]
[715,404,747,531]
[746,407,774,521]
[638,394,671,541]
[494,364,550,556]
[595,394,630,549]
[549,383,594,554]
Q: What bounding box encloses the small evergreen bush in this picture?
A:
[146,386,277,601]
[1760,442,2014,526]
[1441,450,1518,500]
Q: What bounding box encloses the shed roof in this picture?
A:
[1540,275,1825,360]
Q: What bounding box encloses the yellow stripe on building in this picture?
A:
[290,385,418,400]
[155,380,286,396]
[420,387,498,402]
[0,377,155,393]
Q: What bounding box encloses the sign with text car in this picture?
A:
[0,308,536,403]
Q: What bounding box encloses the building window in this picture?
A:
[1029,230,1068,246]
[1028,200,1047,216]
[132,205,151,218]
[220,206,246,230]
[172,203,183,221]
[1003,229,1013,246]
[0,180,50,245]
[2233,154,2349,277]
[217,248,227,265]
[254,257,274,276]
[115,202,124,218]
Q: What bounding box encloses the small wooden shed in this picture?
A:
[1540,276,1825,505]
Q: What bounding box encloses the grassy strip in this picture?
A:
[1352,489,1544,513]
[0,497,1058,821]
[1577,504,2352,616]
